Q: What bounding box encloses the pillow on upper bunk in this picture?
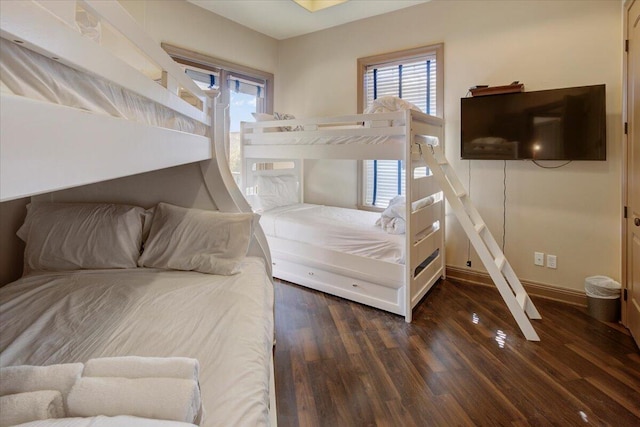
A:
[252,112,303,131]
[363,96,422,114]
[138,203,257,275]
[256,175,299,212]
[17,202,147,273]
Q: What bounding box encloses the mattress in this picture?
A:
[0,38,207,137]
[0,257,274,427]
[260,203,404,264]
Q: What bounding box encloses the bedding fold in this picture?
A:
[83,357,199,381]
[376,195,436,235]
[0,390,64,427]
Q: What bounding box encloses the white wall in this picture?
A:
[276,0,623,292]
[119,0,278,74]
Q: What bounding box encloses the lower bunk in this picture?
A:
[0,202,275,427]
[261,202,445,319]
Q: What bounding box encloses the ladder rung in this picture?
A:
[437,158,448,165]
[474,222,485,233]
[516,292,527,310]
[455,189,467,198]
[495,256,506,271]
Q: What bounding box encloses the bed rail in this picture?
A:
[0,0,216,201]
[1,0,209,123]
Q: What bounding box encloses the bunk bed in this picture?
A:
[0,1,276,425]
[242,109,446,321]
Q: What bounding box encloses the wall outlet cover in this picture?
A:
[534,252,544,266]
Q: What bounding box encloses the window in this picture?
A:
[357,44,443,209]
[162,44,274,184]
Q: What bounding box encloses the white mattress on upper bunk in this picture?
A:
[0,37,207,136]
[260,203,404,264]
[245,126,407,145]
[0,257,274,427]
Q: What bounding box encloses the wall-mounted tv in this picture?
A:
[460,84,606,161]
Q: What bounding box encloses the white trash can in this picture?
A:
[585,276,621,322]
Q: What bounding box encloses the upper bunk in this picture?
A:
[0,0,215,202]
[241,108,444,161]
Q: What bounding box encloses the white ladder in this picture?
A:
[418,142,541,341]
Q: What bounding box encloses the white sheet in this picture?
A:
[0,258,273,427]
[261,204,404,264]
[0,38,207,137]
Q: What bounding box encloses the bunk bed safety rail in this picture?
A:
[0,0,217,202]
[1,0,211,125]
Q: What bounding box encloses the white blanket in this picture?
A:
[376,195,436,235]
[0,258,273,427]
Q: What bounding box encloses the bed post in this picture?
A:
[199,92,273,277]
[404,109,413,322]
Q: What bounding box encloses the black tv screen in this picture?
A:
[460,84,606,160]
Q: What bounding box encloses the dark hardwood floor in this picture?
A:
[273,278,640,427]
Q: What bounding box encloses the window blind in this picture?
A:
[228,74,265,98]
[185,68,219,90]
[363,56,436,208]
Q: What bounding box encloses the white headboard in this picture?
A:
[243,158,303,211]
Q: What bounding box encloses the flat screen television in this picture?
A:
[460,84,606,160]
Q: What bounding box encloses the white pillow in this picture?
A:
[17,202,146,273]
[252,112,275,122]
[138,203,257,275]
[256,175,299,212]
[252,112,302,131]
[363,96,423,114]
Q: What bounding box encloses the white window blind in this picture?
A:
[185,68,219,90]
[363,55,437,208]
[229,74,265,98]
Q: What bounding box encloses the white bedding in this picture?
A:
[245,131,404,146]
[0,38,207,137]
[261,204,404,264]
[0,258,274,427]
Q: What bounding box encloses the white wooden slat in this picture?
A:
[0,95,211,202]
[410,200,442,235]
[0,0,209,125]
[411,175,440,201]
[243,143,405,161]
[410,251,443,302]
[411,228,442,271]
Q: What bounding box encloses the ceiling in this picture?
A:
[187,0,430,40]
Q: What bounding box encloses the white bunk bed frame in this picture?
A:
[242,110,446,322]
[0,0,277,422]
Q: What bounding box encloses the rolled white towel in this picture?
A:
[0,390,64,427]
[67,377,201,424]
[0,363,83,412]
[83,357,199,381]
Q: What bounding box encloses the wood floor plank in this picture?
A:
[274,278,640,426]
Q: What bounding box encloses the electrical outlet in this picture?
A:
[466,260,472,267]
[547,254,557,269]
[534,252,544,266]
